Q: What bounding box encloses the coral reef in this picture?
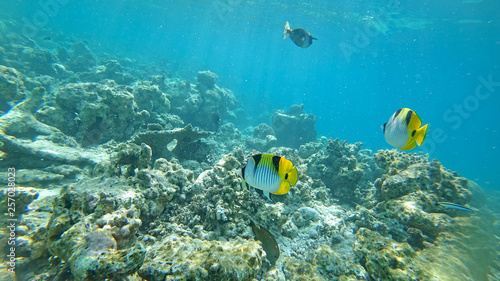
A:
[0,18,498,281]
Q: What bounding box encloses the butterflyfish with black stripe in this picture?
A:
[383,108,429,150]
[238,154,298,200]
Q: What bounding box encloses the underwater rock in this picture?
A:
[20,47,58,76]
[69,229,145,281]
[298,140,323,159]
[44,164,83,178]
[209,123,243,157]
[132,124,213,161]
[374,150,472,205]
[133,82,171,115]
[306,138,380,205]
[138,235,263,281]
[0,187,57,280]
[151,74,167,91]
[354,227,421,280]
[374,149,429,171]
[67,41,97,72]
[76,60,135,85]
[0,106,110,169]
[152,157,195,189]
[102,60,135,84]
[0,187,39,216]
[253,123,275,139]
[39,80,144,146]
[0,94,113,171]
[23,75,56,92]
[0,169,64,185]
[271,104,317,148]
[245,123,277,151]
[197,70,218,90]
[110,142,152,177]
[0,65,26,114]
[166,75,238,131]
[130,158,193,221]
[282,245,351,280]
[45,176,147,280]
[56,46,70,63]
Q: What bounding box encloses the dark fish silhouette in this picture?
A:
[250,220,280,266]
[283,21,317,48]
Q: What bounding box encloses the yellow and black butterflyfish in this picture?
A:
[383,108,429,150]
[238,154,298,200]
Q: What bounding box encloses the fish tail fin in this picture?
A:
[283,21,290,39]
[415,124,429,146]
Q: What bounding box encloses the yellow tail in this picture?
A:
[415,124,429,146]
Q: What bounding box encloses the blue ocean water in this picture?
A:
[7,0,499,189]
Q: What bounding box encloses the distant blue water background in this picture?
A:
[7,0,499,190]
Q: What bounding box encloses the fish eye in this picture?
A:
[285,173,288,179]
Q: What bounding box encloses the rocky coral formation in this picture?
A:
[197,70,218,91]
[0,17,498,281]
[306,138,382,205]
[46,80,143,146]
[271,104,317,148]
[165,71,238,132]
[244,123,277,152]
[0,186,58,281]
[44,177,147,281]
[139,235,263,281]
[0,65,26,114]
[66,42,97,73]
[132,124,213,162]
